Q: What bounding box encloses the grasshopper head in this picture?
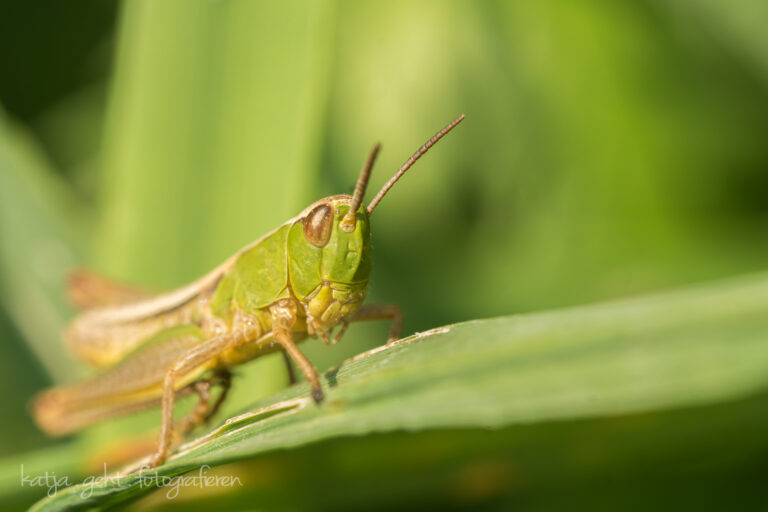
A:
[287,115,465,329]
[288,195,371,328]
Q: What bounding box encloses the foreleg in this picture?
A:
[271,300,324,403]
[334,304,403,345]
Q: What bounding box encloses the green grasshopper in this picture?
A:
[33,115,465,467]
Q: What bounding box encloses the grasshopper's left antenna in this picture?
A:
[341,143,381,231]
[367,114,465,216]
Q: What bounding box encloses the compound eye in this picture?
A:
[304,204,333,248]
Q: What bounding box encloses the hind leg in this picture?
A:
[148,327,258,468]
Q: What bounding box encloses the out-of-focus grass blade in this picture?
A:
[98,0,334,283]
[30,271,768,511]
[664,0,768,83]
[95,0,335,417]
[0,109,84,382]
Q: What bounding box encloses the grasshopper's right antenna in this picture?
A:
[366,114,465,216]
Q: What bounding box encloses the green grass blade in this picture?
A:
[30,271,768,511]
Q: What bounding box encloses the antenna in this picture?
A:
[366,114,465,216]
[341,143,381,231]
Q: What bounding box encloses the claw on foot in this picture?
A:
[310,386,324,404]
[147,452,165,469]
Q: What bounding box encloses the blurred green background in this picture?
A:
[1,0,768,509]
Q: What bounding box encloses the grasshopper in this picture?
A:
[33,115,465,467]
